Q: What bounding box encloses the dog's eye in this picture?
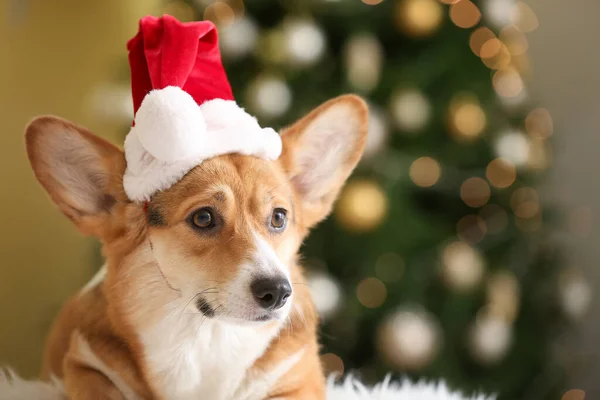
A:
[191,208,216,230]
[270,208,287,231]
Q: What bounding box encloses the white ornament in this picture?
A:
[248,76,292,118]
[87,83,133,122]
[377,309,440,370]
[441,242,485,292]
[308,271,342,320]
[219,17,259,59]
[560,273,592,320]
[344,33,383,93]
[362,105,389,160]
[390,89,431,133]
[495,131,531,167]
[483,0,518,28]
[469,314,512,365]
[284,20,326,67]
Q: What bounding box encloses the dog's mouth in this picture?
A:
[195,296,281,323]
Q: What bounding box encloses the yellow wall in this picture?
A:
[0,0,160,377]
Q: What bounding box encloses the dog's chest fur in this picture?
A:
[140,312,280,400]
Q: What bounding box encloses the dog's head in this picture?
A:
[26,95,367,325]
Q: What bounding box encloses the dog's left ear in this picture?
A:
[280,95,368,229]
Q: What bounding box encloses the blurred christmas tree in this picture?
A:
[92,0,592,398]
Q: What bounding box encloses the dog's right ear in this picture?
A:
[25,116,127,235]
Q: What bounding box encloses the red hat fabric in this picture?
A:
[122,15,282,202]
[127,15,234,116]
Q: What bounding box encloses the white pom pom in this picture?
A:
[134,86,206,162]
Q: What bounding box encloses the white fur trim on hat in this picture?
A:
[123,87,282,202]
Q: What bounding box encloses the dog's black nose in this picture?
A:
[251,277,292,310]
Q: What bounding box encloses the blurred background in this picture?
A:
[1,0,598,398]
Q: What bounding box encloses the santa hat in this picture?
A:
[123,15,282,202]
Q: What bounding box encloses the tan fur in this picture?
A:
[26,95,368,399]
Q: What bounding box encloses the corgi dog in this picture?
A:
[25,95,368,400]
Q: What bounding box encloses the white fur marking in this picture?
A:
[72,332,140,400]
[253,232,291,280]
[140,307,281,400]
[235,348,305,400]
[80,264,107,294]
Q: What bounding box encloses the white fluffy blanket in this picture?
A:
[0,369,494,400]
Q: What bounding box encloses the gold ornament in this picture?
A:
[335,180,388,232]
[395,0,444,38]
[377,309,440,370]
[448,94,487,141]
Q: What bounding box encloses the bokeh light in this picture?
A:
[410,156,441,187]
[450,0,481,29]
[526,108,554,140]
[457,214,487,244]
[486,271,520,323]
[356,277,387,308]
[510,187,539,219]
[470,27,496,57]
[500,26,529,56]
[442,241,485,291]
[461,177,491,208]
[449,95,487,140]
[486,158,517,188]
[493,68,524,98]
[203,2,235,26]
[562,389,586,400]
[395,0,444,38]
[512,2,539,32]
[335,180,388,232]
[481,40,511,70]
